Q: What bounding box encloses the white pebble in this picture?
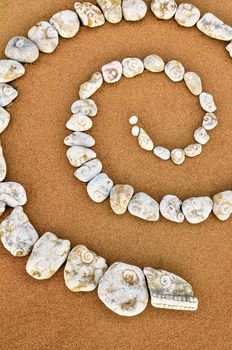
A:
[143,54,165,72]
[129,115,138,125]
[97,0,122,24]
[74,158,102,182]
[153,146,170,160]
[151,0,177,20]
[66,113,93,132]
[199,92,217,113]
[110,184,134,214]
[0,142,7,182]
[202,113,218,130]
[160,195,185,223]
[0,83,18,107]
[138,128,154,151]
[171,149,185,165]
[74,2,105,27]
[131,125,140,136]
[184,72,202,96]
[165,60,185,82]
[50,10,80,38]
[101,61,122,83]
[64,131,95,147]
[71,99,97,116]
[213,191,232,221]
[0,60,25,83]
[122,0,147,21]
[0,107,10,133]
[87,173,113,203]
[194,127,210,145]
[128,192,160,221]
[0,182,27,216]
[5,36,39,63]
[184,143,202,157]
[197,13,232,41]
[67,146,96,167]
[182,196,213,224]
[28,21,59,53]
[175,3,200,27]
[79,72,103,99]
[122,57,144,78]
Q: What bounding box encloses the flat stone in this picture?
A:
[153,146,170,160]
[74,158,102,182]
[66,113,93,132]
[171,149,185,165]
[182,196,213,224]
[5,36,39,63]
[79,72,103,99]
[0,182,27,216]
[50,10,80,38]
[194,127,210,145]
[71,99,97,116]
[138,128,154,151]
[199,92,217,113]
[165,60,185,82]
[28,21,59,53]
[151,0,177,20]
[67,146,96,167]
[202,113,218,130]
[122,0,147,21]
[110,184,134,214]
[160,195,185,223]
[128,192,159,221]
[197,13,232,41]
[226,42,232,57]
[175,3,200,27]
[131,125,140,136]
[74,2,105,27]
[129,115,138,125]
[184,72,202,96]
[0,60,25,83]
[0,107,10,133]
[97,0,122,24]
[0,142,7,182]
[102,61,122,83]
[0,83,18,107]
[213,191,232,221]
[64,131,95,147]
[122,57,144,78]
[184,143,202,157]
[143,54,165,72]
[87,173,113,203]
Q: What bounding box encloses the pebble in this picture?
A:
[199,92,217,113]
[151,0,177,20]
[175,3,200,27]
[131,125,140,136]
[71,99,97,116]
[0,83,18,107]
[50,10,80,38]
[0,142,7,182]
[129,115,138,125]
[226,42,232,58]
[97,0,122,24]
[128,192,159,221]
[67,146,96,167]
[0,182,27,216]
[143,54,165,72]
[160,195,185,223]
[64,245,108,291]
[101,61,122,83]
[87,173,113,203]
[202,112,218,130]
[26,232,71,280]
[138,128,154,151]
[213,191,232,221]
[98,262,149,316]
[122,0,147,21]
[194,127,210,145]
[153,146,170,160]
[110,184,134,214]
[144,267,198,311]
[74,158,102,182]
[171,149,185,165]
[0,60,25,83]
[182,196,213,224]
[184,72,202,96]
[64,131,95,147]
[184,143,202,157]
[79,72,103,99]
[0,107,10,133]
[122,57,144,78]
[5,36,39,63]
[74,2,105,27]
[0,206,38,257]
[165,60,185,82]
[197,13,232,41]
[66,113,93,132]
[28,21,59,54]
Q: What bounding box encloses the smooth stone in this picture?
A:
[101,61,122,83]
[143,54,165,72]
[87,173,113,203]
[67,146,96,167]
[160,195,185,223]
[128,192,159,221]
[171,149,185,165]
[202,112,218,130]
[175,3,200,27]
[194,127,210,145]
[151,0,177,20]
[137,128,154,151]
[66,113,93,132]
[122,57,144,77]
[0,83,18,107]
[226,42,232,57]
[0,142,7,182]
[182,196,213,224]
[64,131,95,147]
[74,158,102,182]
[197,13,232,41]
[0,60,25,83]
[28,21,59,53]
[110,184,134,214]
[26,232,71,280]
[129,115,138,125]
[213,191,232,221]
[122,0,147,21]
[153,146,170,160]
[98,262,149,317]
[50,10,80,38]
[0,182,27,216]
[64,245,108,292]
[184,72,202,96]
[5,36,39,63]
[97,0,122,24]
[199,92,217,113]
[144,267,198,311]
[74,2,105,27]
[184,143,202,157]
[0,107,10,133]
[79,72,103,99]
[0,206,39,257]
[165,60,185,82]
[131,125,140,136]
[71,99,97,116]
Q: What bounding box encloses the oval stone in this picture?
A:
[128,192,159,221]
[182,196,213,224]
[5,36,39,63]
[0,60,25,83]
[184,72,202,96]
[64,131,95,147]
[50,10,80,38]
[197,13,232,41]
[175,3,200,27]
[184,143,202,157]
[71,99,97,116]
[213,191,232,221]
[102,61,123,83]
[122,0,147,21]
[165,60,185,82]
[194,127,210,145]
[151,0,177,20]
[97,0,122,24]
[67,146,96,167]
[202,113,218,130]
[138,128,154,151]
[66,113,93,132]
[87,173,113,203]
[0,83,18,107]
[160,195,185,223]
[122,57,144,77]
[28,21,59,53]
[199,92,217,113]
[143,54,165,72]
[153,146,170,160]
[110,184,134,214]
[74,158,102,182]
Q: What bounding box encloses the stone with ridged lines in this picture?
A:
[151,0,177,20]
[213,191,232,221]
[182,197,213,224]
[87,173,113,203]
[128,192,159,221]
[5,36,39,63]
[0,60,25,83]
[28,21,59,53]
[50,10,80,38]
[74,2,105,27]
[197,13,232,41]
[97,0,122,24]
[67,146,96,167]
[110,184,134,214]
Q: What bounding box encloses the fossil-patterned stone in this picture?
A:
[194,127,210,145]
[66,113,93,132]
[143,54,165,72]
[0,83,18,107]
[199,92,217,113]
[122,0,147,21]
[97,0,122,24]
[26,232,71,280]
[184,143,202,157]
[213,191,232,221]
[64,245,108,291]
[182,196,213,224]
[5,36,39,63]
[0,182,27,216]
[28,21,59,53]
[144,267,198,311]
[71,99,97,117]
[175,3,200,27]
[74,2,105,27]
[226,42,232,57]
[110,184,134,214]
[165,60,185,82]
[79,72,103,99]
[98,262,149,316]
[87,173,113,203]
[151,0,177,20]
[160,195,185,223]
[153,146,170,160]
[197,13,232,41]
[0,107,10,133]
[50,10,80,38]
[202,112,218,130]
[129,115,138,125]
[122,57,144,78]
[0,206,38,257]
[101,61,122,83]
[67,146,96,168]
[137,128,154,151]
[184,72,202,96]
[64,131,95,147]
[0,142,7,182]
[131,125,140,136]
[171,149,185,165]
[0,60,25,83]
[74,158,102,182]
[128,192,159,221]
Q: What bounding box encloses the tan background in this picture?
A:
[0,1,232,349]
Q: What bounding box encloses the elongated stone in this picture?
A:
[171,149,185,165]
[137,128,154,151]
[202,113,218,130]
[199,92,216,113]
[184,72,202,96]
[102,61,122,83]
[64,245,108,291]
[110,184,134,214]
[175,3,200,27]
[74,158,102,182]
[226,42,232,58]
[131,125,140,136]
[5,36,39,63]
[122,57,144,77]
[0,107,10,133]
[79,72,103,99]
[67,146,96,167]
[143,54,165,72]
[66,113,93,132]
[184,143,202,157]
[87,173,113,203]
[97,0,122,24]
[197,13,232,41]
[0,182,27,216]
[0,83,18,107]
[194,127,210,145]
[153,146,170,160]
[28,21,59,53]
[213,191,232,221]
[64,131,95,147]
[74,2,105,27]
[26,232,70,280]
[151,0,177,20]
[128,192,159,221]
[0,60,25,83]
[50,10,80,38]
[122,0,147,21]
[0,142,7,182]
[71,99,97,116]
[0,206,38,257]
[160,195,185,223]
[98,262,149,316]
[165,60,185,82]
[182,196,213,224]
